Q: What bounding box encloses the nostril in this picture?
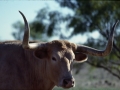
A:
[63,79,69,85]
[63,79,75,88]
[72,80,74,84]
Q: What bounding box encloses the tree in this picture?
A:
[56,0,120,79]
[12,1,120,79]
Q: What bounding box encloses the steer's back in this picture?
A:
[0,41,31,89]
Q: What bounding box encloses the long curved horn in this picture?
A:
[19,11,39,49]
[76,20,119,56]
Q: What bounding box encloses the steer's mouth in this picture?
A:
[58,78,75,89]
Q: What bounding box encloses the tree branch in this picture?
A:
[87,60,120,80]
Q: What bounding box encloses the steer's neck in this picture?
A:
[24,50,55,90]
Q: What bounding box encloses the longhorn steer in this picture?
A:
[0,11,118,90]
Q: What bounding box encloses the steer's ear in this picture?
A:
[34,47,50,59]
[74,52,88,63]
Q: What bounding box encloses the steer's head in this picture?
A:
[19,11,119,89]
[34,40,87,88]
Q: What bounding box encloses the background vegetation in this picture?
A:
[12,0,120,89]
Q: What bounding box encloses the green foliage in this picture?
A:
[30,21,45,39]
[57,0,120,33]
[13,1,120,39]
[12,21,24,40]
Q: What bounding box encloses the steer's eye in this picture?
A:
[52,57,57,61]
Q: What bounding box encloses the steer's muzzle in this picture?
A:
[62,78,75,88]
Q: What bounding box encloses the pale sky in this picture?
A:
[0,0,100,43]
[0,0,58,40]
